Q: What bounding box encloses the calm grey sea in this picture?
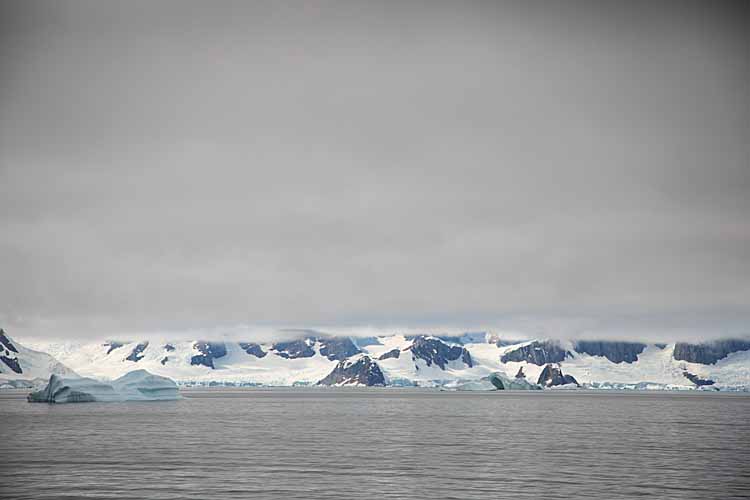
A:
[1,389,749,500]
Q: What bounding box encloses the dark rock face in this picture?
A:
[105,341,124,355]
[573,341,646,364]
[673,339,750,365]
[406,336,473,370]
[272,338,316,359]
[537,364,579,387]
[515,366,526,379]
[239,342,267,358]
[1,355,22,374]
[378,349,401,361]
[190,341,228,369]
[501,341,569,365]
[125,342,149,362]
[164,344,175,352]
[0,329,18,353]
[317,356,385,386]
[461,349,473,367]
[0,330,22,373]
[683,371,715,387]
[318,337,361,361]
[271,335,361,360]
[655,343,667,349]
[160,356,169,365]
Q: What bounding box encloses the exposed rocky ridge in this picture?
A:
[683,371,715,387]
[378,349,400,361]
[0,330,19,353]
[125,342,149,362]
[501,341,569,365]
[272,338,316,359]
[406,336,472,369]
[239,342,267,358]
[573,341,646,364]
[1,329,22,373]
[190,341,227,369]
[537,364,578,387]
[104,341,124,355]
[318,337,361,361]
[271,336,361,361]
[1,353,22,373]
[673,340,750,365]
[317,356,385,386]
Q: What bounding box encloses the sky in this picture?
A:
[0,1,748,342]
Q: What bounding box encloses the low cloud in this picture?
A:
[1,1,748,342]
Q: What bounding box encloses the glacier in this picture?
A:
[28,370,181,403]
[13,332,750,391]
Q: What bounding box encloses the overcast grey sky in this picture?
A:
[1,0,748,341]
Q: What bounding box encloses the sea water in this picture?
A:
[1,389,748,499]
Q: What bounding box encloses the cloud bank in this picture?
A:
[1,1,748,341]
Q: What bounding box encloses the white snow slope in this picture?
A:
[18,334,750,390]
[0,332,78,382]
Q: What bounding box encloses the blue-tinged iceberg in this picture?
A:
[28,369,180,403]
[27,374,121,403]
[111,370,182,400]
[449,372,542,391]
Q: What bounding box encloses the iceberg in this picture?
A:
[28,369,180,403]
[111,370,182,401]
[450,372,542,391]
[27,374,121,403]
[487,372,541,390]
[450,379,497,391]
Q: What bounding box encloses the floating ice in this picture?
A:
[450,372,542,391]
[111,369,182,401]
[28,369,180,403]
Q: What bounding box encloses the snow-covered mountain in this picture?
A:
[18,331,750,390]
[0,329,78,387]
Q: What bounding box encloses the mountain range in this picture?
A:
[2,328,749,390]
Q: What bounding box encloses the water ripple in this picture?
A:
[1,390,749,499]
